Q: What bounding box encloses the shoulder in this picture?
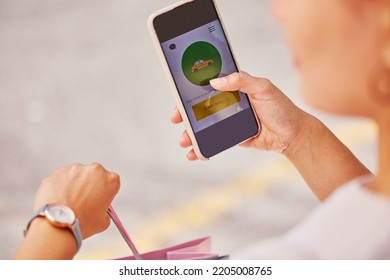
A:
[233,176,390,259]
[286,175,390,259]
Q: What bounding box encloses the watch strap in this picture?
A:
[71,219,83,251]
[24,204,82,252]
[24,204,48,236]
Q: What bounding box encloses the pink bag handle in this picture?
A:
[107,206,143,260]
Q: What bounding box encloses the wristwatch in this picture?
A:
[24,203,82,251]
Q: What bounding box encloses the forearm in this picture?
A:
[13,218,78,260]
[284,114,371,201]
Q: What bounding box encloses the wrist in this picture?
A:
[282,112,320,159]
[23,204,82,255]
[15,218,78,259]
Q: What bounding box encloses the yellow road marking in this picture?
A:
[77,120,376,259]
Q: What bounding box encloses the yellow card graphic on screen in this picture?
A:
[192,91,241,121]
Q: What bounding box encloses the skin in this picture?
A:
[13,163,120,259]
[12,0,390,260]
[172,0,390,198]
[171,74,370,201]
[271,0,390,196]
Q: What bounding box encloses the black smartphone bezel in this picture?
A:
[152,0,259,158]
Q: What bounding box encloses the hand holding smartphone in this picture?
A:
[148,0,260,160]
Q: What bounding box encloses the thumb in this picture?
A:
[210,72,273,97]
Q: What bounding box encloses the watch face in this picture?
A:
[45,204,75,226]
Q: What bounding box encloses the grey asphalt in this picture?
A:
[0,0,376,259]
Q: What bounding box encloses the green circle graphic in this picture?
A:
[182,41,222,86]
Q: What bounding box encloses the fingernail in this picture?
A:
[210,77,227,86]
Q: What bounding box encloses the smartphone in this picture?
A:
[148,0,260,160]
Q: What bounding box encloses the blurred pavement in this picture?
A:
[0,0,376,259]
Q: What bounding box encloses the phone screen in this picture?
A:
[152,0,259,158]
[161,19,252,133]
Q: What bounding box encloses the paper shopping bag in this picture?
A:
[115,236,228,260]
[108,206,228,260]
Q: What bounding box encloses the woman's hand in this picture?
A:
[34,163,120,238]
[14,163,120,259]
[171,71,309,160]
[171,72,370,200]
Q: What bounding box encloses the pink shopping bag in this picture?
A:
[116,236,227,260]
[108,206,227,260]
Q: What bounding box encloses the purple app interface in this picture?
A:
[161,20,251,133]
